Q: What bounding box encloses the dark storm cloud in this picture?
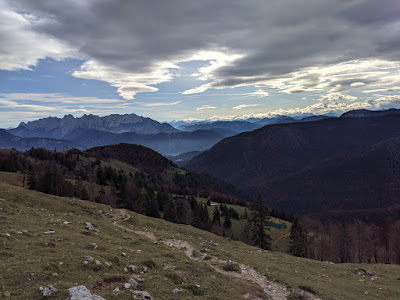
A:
[6,0,400,94]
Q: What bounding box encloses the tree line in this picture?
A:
[299,216,400,264]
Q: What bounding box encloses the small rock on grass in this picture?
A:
[41,286,58,297]
[172,288,181,294]
[128,278,138,288]
[124,283,131,289]
[67,285,105,300]
[85,222,100,232]
[132,274,144,282]
[132,290,153,300]
[126,265,136,272]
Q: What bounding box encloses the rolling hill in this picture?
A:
[185,110,400,221]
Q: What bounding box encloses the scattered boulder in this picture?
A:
[357,268,376,277]
[3,291,10,297]
[95,260,102,266]
[366,270,375,276]
[85,222,100,232]
[128,278,138,288]
[43,231,56,234]
[121,252,126,257]
[132,274,144,282]
[90,243,98,249]
[126,265,136,272]
[142,266,148,273]
[172,288,181,294]
[66,285,105,300]
[85,256,93,261]
[104,261,112,267]
[124,283,131,289]
[113,287,120,293]
[132,290,153,300]
[41,286,57,297]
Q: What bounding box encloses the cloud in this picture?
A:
[250,90,269,98]
[232,104,259,110]
[140,101,181,107]
[72,59,177,99]
[318,92,357,104]
[196,105,216,111]
[0,0,75,71]
[0,93,132,127]
[1,93,125,104]
[2,0,399,101]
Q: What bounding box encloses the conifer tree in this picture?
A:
[223,214,232,228]
[213,206,221,225]
[251,195,271,250]
[27,168,36,190]
[164,197,177,223]
[243,208,249,220]
[289,218,307,257]
[144,191,160,218]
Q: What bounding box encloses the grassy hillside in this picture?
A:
[1,173,400,300]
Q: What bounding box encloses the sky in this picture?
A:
[0,0,400,128]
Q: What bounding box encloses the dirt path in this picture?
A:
[113,210,321,300]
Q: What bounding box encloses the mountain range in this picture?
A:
[9,113,178,138]
[186,108,400,222]
[173,114,333,134]
[0,129,78,151]
[2,112,334,157]
[3,113,228,156]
